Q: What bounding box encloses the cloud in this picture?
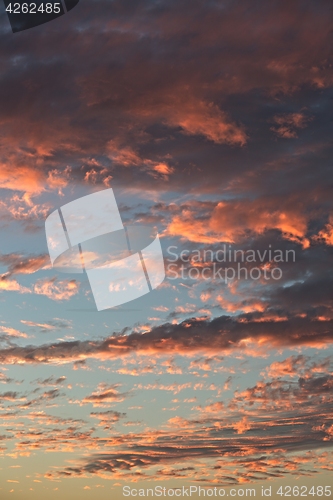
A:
[34,376,67,386]
[0,253,49,277]
[136,382,192,394]
[0,0,331,202]
[197,401,224,413]
[270,112,312,138]
[0,166,45,196]
[41,351,332,481]
[0,313,331,366]
[234,417,251,435]
[189,356,224,372]
[21,318,72,334]
[0,276,31,294]
[90,410,126,429]
[105,139,175,180]
[0,326,28,339]
[167,197,310,245]
[150,163,175,181]
[162,100,247,146]
[1,350,332,484]
[81,384,129,407]
[0,371,15,384]
[0,391,20,401]
[0,0,332,488]
[33,277,80,301]
[0,274,80,301]
[263,355,333,379]
[233,374,333,411]
[315,215,333,246]
[0,195,51,227]
[45,412,333,482]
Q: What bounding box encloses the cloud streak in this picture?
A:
[0,313,332,365]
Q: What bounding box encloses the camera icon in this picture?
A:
[3,0,80,33]
[45,188,165,311]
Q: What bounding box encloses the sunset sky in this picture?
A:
[0,0,332,498]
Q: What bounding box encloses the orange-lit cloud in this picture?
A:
[33,278,80,301]
[0,314,332,366]
[270,112,312,138]
[167,198,309,245]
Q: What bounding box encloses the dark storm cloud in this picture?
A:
[0,0,332,197]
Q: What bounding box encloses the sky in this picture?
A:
[0,0,332,498]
